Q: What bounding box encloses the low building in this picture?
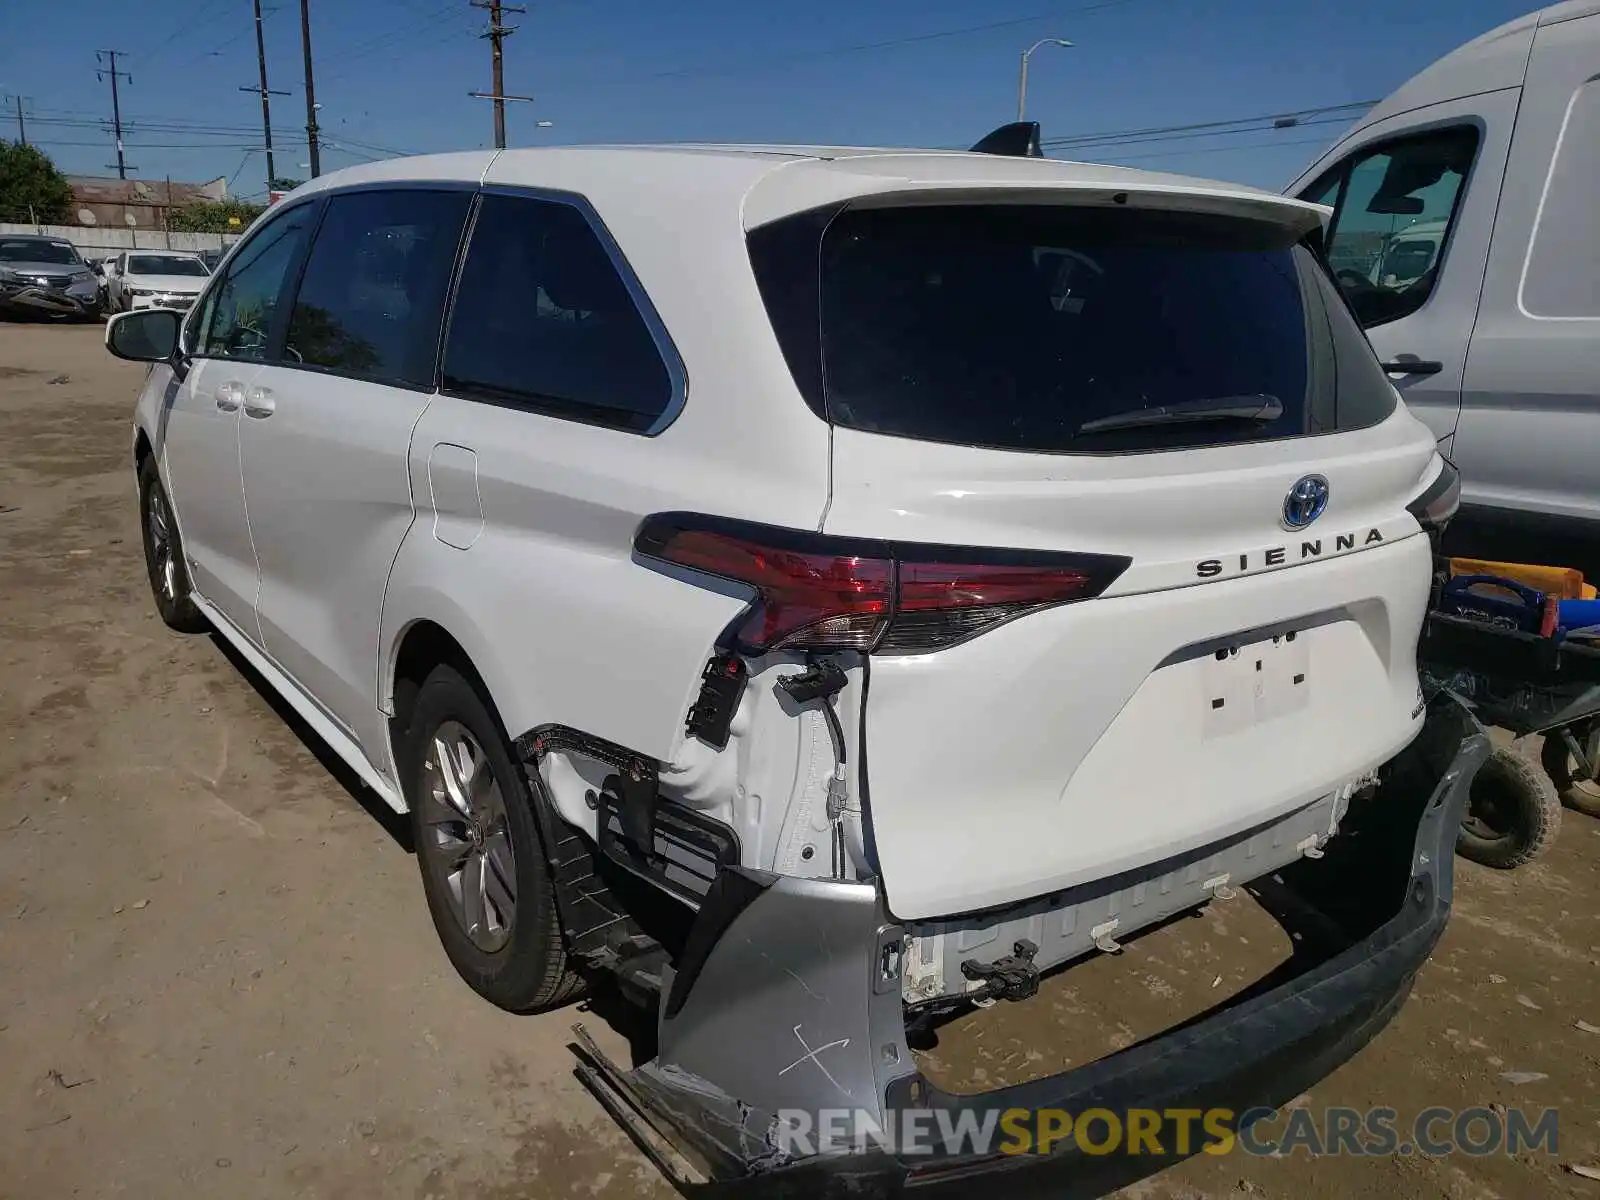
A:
[65,175,230,232]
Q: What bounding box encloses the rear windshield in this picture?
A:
[131,255,209,276]
[748,204,1396,454]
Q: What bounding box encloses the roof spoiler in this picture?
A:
[969,121,1043,158]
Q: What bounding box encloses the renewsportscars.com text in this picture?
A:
[773,1105,1559,1159]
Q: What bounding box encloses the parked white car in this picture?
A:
[105,250,211,313]
[104,138,1484,1190]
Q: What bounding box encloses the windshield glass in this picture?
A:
[130,255,209,277]
[0,239,82,266]
[749,203,1397,454]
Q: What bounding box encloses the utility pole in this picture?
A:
[12,95,27,145]
[298,0,321,177]
[469,0,527,149]
[241,0,291,193]
[96,51,134,179]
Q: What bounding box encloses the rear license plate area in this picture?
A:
[1202,629,1311,738]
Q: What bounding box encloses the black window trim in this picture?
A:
[266,181,480,394]
[1301,118,1484,330]
[182,194,325,364]
[437,183,689,437]
[179,179,689,431]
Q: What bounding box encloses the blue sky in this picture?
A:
[1,0,1538,198]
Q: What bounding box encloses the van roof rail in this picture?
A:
[969,121,1043,158]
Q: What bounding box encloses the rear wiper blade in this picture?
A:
[1075,394,1283,435]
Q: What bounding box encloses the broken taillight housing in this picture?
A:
[1406,457,1461,533]
[635,514,1130,654]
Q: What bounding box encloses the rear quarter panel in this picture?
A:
[380,162,833,779]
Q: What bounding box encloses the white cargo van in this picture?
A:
[1289,1,1600,571]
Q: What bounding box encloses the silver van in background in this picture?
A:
[1289,1,1600,572]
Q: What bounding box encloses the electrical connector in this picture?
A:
[776,660,848,705]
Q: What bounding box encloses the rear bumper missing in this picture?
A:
[576,699,1488,1197]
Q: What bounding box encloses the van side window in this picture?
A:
[441,193,675,432]
[1304,126,1478,329]
[282,189,472,387]
[1522,79,1600,318]
[198,204,318,361]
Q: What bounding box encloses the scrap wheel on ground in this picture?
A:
[1455,744,1562,869]
[1540,721,1600,819]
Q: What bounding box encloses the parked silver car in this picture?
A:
[0,234,101,321]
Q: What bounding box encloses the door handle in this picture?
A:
[214,382,243,411]
[1379,359,1444,376]
[243,386,276,418]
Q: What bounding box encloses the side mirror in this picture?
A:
[106,308,181,363]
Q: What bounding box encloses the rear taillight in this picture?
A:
[636,514,1129,655]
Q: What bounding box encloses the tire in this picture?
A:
[404,663,584,1012]
[1540,726,1600,819]
[1456,744,1562,869]
[137,456,209,634]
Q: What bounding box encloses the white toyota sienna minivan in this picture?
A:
[106,133,1485,1193]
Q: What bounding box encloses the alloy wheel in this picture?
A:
[146,487,177,602]
[419,721,517,952]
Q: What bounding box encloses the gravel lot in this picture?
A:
[1,321,1596,1199]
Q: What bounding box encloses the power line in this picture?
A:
[166,22,259,76]
[316,2,463,84]
[554,0,1137,90]
[327,132,421,157]
[227,149,258,189]
[31,116,265,136]
[318,140,386,163]
[1049,114,1356,158]
[693,0,1130,79]
[29,115,264,136]
[30,137,270,150]
[1040,101,1375,150]
[1096,133,1341,164]
[138,0,234,65]
[95,49,134,178]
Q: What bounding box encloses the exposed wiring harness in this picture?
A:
[777,659,851,878]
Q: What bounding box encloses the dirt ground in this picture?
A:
[1,321,1596,1200]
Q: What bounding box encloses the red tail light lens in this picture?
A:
[636,514,1130,655]
[648,529,892,650]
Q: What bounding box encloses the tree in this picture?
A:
[168,198,267,233]
[0,140,74,224]
[269,177,304,191]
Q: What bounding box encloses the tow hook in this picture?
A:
[960,938,1041,1003]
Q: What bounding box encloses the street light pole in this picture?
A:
[1017,37,1074,123]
